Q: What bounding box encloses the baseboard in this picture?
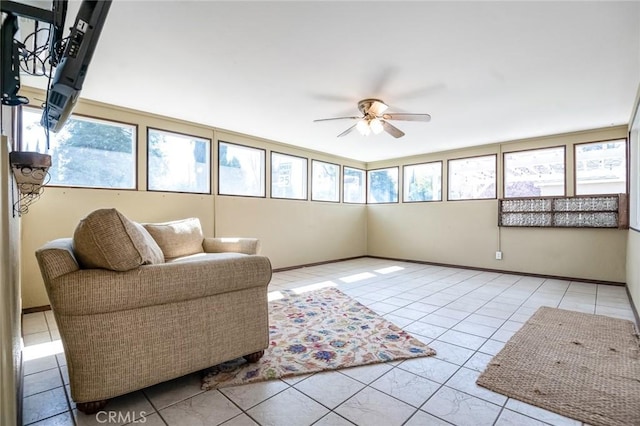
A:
[22,305,51,315]
[368,256,626,287]
[272,256,367,272]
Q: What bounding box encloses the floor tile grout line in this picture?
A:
[216,386,269,426]
[24,260,629,426]
[380,272,536,423]
[140,388,168,425]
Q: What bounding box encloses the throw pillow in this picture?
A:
[73,208,164,271]
[143,217,205,260]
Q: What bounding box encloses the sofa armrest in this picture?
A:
[35,238,80,282]
[203,237,260,255]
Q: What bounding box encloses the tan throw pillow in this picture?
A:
[73,208,164,271]
[133,222,165,264]
[143,218,205,260]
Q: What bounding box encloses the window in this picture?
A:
[575,140,626,195]
[21,108,136,189]
[271,152,307,200]
[504,147,565,198]
[311,160,339,202]
[448,155,496,200]
[218,141,265,197]
[403,162,442,202]
[343,167,366,203]
[148,129,210,194]
[368,167,398,203]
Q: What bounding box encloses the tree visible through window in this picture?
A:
[218,141,265,197]
[344,167,366,203]
[21,108,136,189]
[148,129,210,194]
[403,162,442,202]
[311,160,339,202]
[368,167,398,203]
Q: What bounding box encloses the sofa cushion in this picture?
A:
[133,222,165,264]
[73,208,164,271]
[143,218,204,260]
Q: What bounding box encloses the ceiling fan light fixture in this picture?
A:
[369,118,384,134]
[314,98,431,138]
[356,119,371,136]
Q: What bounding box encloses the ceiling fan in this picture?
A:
[313,98,431,138]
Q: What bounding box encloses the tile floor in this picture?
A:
[21,257,637,426]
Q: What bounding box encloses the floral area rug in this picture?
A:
[201,286,435,390]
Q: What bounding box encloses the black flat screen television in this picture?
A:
[41,0,112,132]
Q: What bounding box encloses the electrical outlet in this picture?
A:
[495,251,503,260]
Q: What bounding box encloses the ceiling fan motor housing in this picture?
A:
[358,98,385,116]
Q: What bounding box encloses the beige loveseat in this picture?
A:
[35,209,272,414]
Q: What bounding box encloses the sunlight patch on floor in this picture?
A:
[268,291,285,301]
[339,272,376,283]
[292,281,338,294]
[23,339,64,361]
[375,266,405,274]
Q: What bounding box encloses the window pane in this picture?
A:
[343,167,366,203]
[403,162,442,202]
[218,141,265,197]
[448,155,496,200]
[368,167,398,203]
[271,152,307,199]
[148,129,210,194]
[311,160,339,202]
[575,140,626,195]
[21,108,136,189]
[504,147,565,197]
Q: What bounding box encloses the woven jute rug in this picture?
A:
[477,306,640,426]
[202,286,435,390]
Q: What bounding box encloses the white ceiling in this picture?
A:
[22,1,640,162]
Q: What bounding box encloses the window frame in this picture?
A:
[343,166,367,204]
[367,166,399,204]
[447,154,497,201]
[402,161,443,203]
[573,138,628,197]
[311,159,341,203]
[20,106,138,191]
[270,151,309,201]
[217,140,267,198]
[146,127,212,195]
[502,145,566,199]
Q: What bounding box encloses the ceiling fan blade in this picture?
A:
[382,113,431,122]
[381,120,405,138]
[313,116,360,122]
[337,124,358,137]
[368,100,389,116]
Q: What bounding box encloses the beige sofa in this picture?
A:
[35,209,272,414]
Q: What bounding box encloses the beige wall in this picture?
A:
[1,133,22,424]
[19,88,368,308]
[18,86,632,308]
[626,81,640,315]
[22,189,215,307]
[627,231,640,314]
[367,126,629,283]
